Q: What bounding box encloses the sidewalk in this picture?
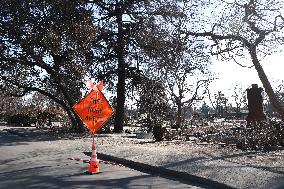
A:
[4,127,284,189]
[92,135,284,189]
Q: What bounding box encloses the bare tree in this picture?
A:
[264,80,284,117]
[142,13,212,128]
[182,0,284,118]
[208,91,228,118]
[232,83,247,117]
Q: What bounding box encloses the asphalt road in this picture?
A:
[0,126,208,189]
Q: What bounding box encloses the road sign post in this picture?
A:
[72,81,113,174]
[73,81,113,134]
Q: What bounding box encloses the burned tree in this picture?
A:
[246,84,266,123]
[183,0,284,119]
[90,0,184,132]
[232,83,247,118]
[0,0,96,132]
[141,12,212,129]
[136,76,170,141]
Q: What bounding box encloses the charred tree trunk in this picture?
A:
[52,99,85,133]
[176,100,182,129]
[70,109,85,133]
[114,12,126,133]
[249,46,284,119]
[56,84,85,133]
[65,109,80,131]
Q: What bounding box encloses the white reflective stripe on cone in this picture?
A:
[91,154,97,161]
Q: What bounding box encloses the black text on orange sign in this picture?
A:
[88,107,102,114]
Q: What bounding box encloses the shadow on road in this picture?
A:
[0,164,180,189]
[0,126,86,146]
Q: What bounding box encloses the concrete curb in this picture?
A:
[84,152,236,189]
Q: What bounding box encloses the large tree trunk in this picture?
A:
[176,101,182,129]
[70,109,85,133]
[56,101,85,133]
[114,62,126,133]
[249,46,284,119]
[56,85,85,133]
[113,13,125,133]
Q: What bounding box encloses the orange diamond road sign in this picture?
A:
[73,82,113,133]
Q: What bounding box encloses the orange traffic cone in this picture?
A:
[87,145,100,174]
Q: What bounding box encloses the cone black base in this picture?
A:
[85,171,102,175]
